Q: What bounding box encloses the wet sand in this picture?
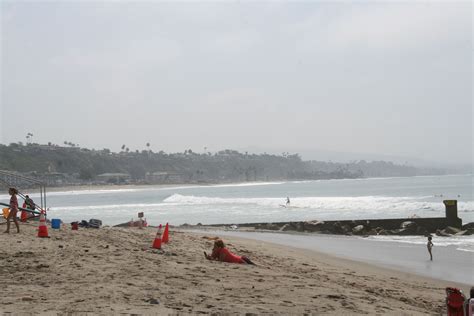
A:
[205,230,474,285]
[0,222,467,314]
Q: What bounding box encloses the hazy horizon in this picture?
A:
[1,1,472,166]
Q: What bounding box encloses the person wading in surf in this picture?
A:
[427,236,433,261]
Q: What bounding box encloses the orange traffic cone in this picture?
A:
[152,224,162,249]
[37,211,49,238]
[162,223,169,243]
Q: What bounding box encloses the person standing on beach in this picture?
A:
[4,188,20,234]
[427,236,433,261]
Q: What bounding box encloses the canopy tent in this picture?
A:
[0,170,46,216]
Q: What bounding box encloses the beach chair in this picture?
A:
[446,287,466,316]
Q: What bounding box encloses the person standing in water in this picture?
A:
[427,236,433,261]
[4,188,20,234]
[286,197,290,206]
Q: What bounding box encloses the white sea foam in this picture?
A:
[49,203,170,212]
[365,235,474,253]
[0,181,288,200]
[163,194,474,213]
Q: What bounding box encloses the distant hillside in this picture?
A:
[0,143,450,186]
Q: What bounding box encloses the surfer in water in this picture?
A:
[286,197,290,206]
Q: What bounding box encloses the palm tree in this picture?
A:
[26,133,33,144]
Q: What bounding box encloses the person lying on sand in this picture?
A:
[204,239,255,265]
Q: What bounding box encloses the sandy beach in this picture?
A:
[0,222,469,315]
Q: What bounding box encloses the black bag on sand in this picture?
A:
[89,219,102,228]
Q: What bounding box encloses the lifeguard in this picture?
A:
[205,239,255,265]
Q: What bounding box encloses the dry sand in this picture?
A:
[0,222,467,315]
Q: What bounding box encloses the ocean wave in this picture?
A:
[366,235,474,252]
[457,247,474,253]
[198,182,285,188]
[49,202,170,212]
[163,194,474,212]
[0,182,288,199]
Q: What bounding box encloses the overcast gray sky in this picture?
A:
[1,1,472,165]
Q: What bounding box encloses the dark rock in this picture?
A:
[303,221,324,232]
[462,222,474,230]
[401,221,416,229]
[295,222,305,232]
[366,229,378,235]
[415,226,428,236]
[148,298,159,305]
[375,227,384,233]
[352,225,365,235]
[444,226,461,234]
[258,223,279,230]
[341,224,352,234]
[364,220,372,230]
[377,229,389,235]
[279,224,293,232]
[394,228,411,235]
[394,221,418,234]
[331,222,345,234]
[436,229,451,237]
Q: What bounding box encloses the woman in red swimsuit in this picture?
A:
[4,187,20,234]
[205,239,255,265]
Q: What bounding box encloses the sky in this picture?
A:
[0,1,472,166]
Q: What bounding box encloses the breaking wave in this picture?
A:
[163,194,474,213]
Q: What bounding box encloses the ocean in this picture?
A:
[2,174,473,254]
[17,174,472,225]
[2,174,472,283]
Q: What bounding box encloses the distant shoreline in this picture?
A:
[21,173,472,194]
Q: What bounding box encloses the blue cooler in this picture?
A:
[51,218,61,229]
